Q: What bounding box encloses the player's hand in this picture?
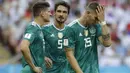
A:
[32,67,42,73]
[96,5,105,22]
[45,57,53,68]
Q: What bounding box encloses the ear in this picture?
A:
[86,11,90,14]
[41,11,45,17]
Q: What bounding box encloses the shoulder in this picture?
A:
[65,25,71,31]
[25,22,38,33]
[67,20,79,31]
[65,25,75,36]
[42,24,53,34]
[92,24,101,31]
[42,24,53,30]
[68,19,78,27]
[67,20,80,32]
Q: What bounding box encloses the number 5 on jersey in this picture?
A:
[58,39,68,49]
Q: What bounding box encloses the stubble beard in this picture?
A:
[56,18,65,24]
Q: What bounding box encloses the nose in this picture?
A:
[59,12,63,16]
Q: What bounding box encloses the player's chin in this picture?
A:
[90,22,96,25]
[45,19,50,22]
[61,19,66,22]
[60,21,65,23]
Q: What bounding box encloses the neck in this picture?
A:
[34,17,46,27]
[54,19,64,29]
[79,16,89,27]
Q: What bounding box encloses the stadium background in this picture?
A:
[0,0,130,73]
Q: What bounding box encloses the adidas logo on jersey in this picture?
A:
[50,34,55,37]
[79,33,83,36]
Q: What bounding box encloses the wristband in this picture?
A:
[100,21,106,25]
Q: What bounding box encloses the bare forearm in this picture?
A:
[96,5,111,46]
[101,25,110,39]
[66,53,82,73]
[101,24,111,46]
[21,47,35,69]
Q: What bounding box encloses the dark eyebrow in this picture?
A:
[63,11,67,13]
[57,10,61,12]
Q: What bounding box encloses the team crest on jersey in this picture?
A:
[89,26,96,35]
[84,30,88,36]
[58,32,63,39]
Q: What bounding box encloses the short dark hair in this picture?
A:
[32,1,50,17]
[54,1,70,14]
[86,1,100,11]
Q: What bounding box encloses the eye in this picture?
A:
[57,10,61,13]
[63,11,67,13]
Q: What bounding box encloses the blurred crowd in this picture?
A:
[0,0,130,68]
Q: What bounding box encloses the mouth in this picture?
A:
[59,16,64,19]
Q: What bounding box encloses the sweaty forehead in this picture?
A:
[56,5,68,11]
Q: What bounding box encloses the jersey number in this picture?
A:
[58,40,63,49]
[84,37,92,48]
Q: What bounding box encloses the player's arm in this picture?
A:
[65,28,83,73]
[65,49,83,73]
[20,40,35,69]
[98,24,111,47]
[20,40,42,73]
[20,39,42,73]
[20,29,42,73]
[96,5,112,47]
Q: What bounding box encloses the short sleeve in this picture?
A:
[96,24,102,44]
[64,27,75,51]
[23,33,35,44]
[23,26,36,44]
[96,24,102,37]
